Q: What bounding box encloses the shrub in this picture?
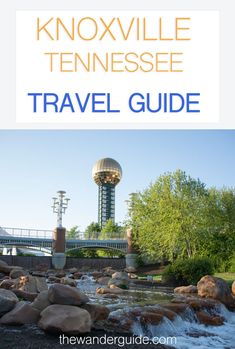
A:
[162,257,214,286]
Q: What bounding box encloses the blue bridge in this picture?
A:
[0,227,128,255]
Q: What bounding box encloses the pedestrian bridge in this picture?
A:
[0,227,128,255]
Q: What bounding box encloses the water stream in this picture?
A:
[76,275,235,349]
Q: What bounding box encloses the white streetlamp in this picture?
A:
[52,190,70,228]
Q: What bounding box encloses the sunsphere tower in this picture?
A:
[92,158,122,228]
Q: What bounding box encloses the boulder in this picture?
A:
[174,285,198,294]
[103,267,117,276]
[90,272,103,279]
[0,289,19,316]
[18,275,47,293]
[97,276,111,285]
[12,289,38,302]
[81,304,110,322]
[38,304,91,334]
[232,281,235,296]
[68,267,78,274]
[73,272,84,280]
[60,277,77,287]
[31,290,51,312]
[186,297,220,311]
[0,279,17,290]
[128,273,138,279]
[111,271,129,280]
[48,284,89,305]
[162,302,190,314]
[108,278,129,289]
[124,266,137,273]
[47,276,61,284]
[96,287,124,295]
[146,306,176,321]
[31,271,46,277]
[197,275,235,309]
[0,301,40,325]
[54,271,66,278]
[0,261,22,275]
[140,312,164,325]
[196,310,224,326]
[10,268,28,279]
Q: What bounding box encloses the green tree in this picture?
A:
[100,219,125,239]
[128,170,208,261]
[84,222,101,239]
[66,226,80,239]
[202,187,235,270]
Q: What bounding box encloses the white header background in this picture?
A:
[0,0,234,129]
[16,11,219,125]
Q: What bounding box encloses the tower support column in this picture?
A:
[52,227,66,269]
[125,228,139,269]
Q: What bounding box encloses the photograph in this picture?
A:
[0,130,235,348]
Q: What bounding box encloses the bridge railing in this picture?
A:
[0,227,53,239]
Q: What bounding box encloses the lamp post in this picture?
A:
[52,190,70,228]
[51,190,70,270]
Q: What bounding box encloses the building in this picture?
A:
[92,158,122,228]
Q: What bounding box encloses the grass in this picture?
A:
[214,272,235,287]
[138,272,235,286]
[137,274,162,281]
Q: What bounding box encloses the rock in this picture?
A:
[96,287,124,295]
[38,304,91,334]
[232,281,235,296]
[18,275,47,293]
[12,289,38,302]
[162,302,190,314]
[124,266,137,273]
[186,297,220,311]
[0,301,40,325]
[73,272,84,279]
[128,273,138,279]
[31,271,46,277]
[196,310,224,326]
[60,277,77,287]
[0,289,19,316]
[90,272,103,279]
[68,267,78,274]
[47,276,61,284]
[54,271,66,278]
[48,284,89,305]
[103,267,117,276]
[0,261,22,275]
[108,278,129,289]
[146,306,176,321]
[0,279,17,290]
[10,269,28,279]
[31,291,51,312]
[81,304,110,322]
[197,275,235,309]
[140,312,164,325]
[97,276,111,285]
[174,285,198,294]
[112,271,129,280]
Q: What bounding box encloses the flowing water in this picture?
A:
[76,275,235,349]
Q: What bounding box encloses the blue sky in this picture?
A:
[0,130,234,231]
